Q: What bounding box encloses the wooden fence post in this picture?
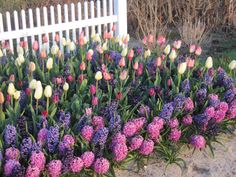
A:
[114,0,127,37]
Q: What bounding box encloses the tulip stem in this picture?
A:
[36,99,39,115]
[46,97,49,113]
[11,96,13,107]
[177,74,181,93]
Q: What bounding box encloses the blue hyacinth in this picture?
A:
[224,89,235,103]
[4,125,17,147]
[59,111,71,129]
[20,137,33,158]
[46,126,60,153]
[196,88,207,105]
[173,93,185,111]
[92,127,109,146]
[109,113,122,134]
[181,79,190,95]
[158,102,174,120]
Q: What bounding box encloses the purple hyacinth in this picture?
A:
[208,94,220,108]
[196,88,207,105]
[20,137,33,158]
[224,88,235,103]
[5,147,20,160]
[181,79,190,95]
[108,113,122,134]
[138,105,150,117]
[158,102,174,120]
[31,141,42,152]
[204,68,214,85]
[59,111,71,129]
[19,91,27,110]
[92,127,109,146]
[37,128,48,144]
[17,116,27,138]
[11,164,25,177]
[193,114,209,130]
[184,97,194,112]
[4,160,21,176]
[46,126,59,153]
[4,125,17,147]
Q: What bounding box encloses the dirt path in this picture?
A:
[116,134,236,177]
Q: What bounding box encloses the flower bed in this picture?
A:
[0,31,236,177]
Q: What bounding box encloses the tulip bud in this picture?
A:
[119,57,126,67]
[63,82,69,91]
[178,62,187,74]
[116,92,123,100]
[133,61,139,70]
[44,85,52,98]
[121,47,128,57]
[40,49,47,59]
[34,86,43,100]
[90,85,96,95]
[43,35,48,43]
[229,60,236,70]
[86,49,94,61]
[164,44,171,55]
[95,71,103,81]
[29,79,37,90]
[18,54,25,64]
[69,41,76,51]
[128,49,134,61]
[144,49,151,59]
[169,49,177,62]
[80,61,86,71]
[189,44,196,53]
[29,62,36,72]
[149,88,155,96]
[119,70,128,80]
[94,34,101,42]
[112,24,116,31]
[32,41,39,51]
[0,91,4,104]
[51,44,59,55]
[92,96,98,106]
[9,74,15,82]
[54,34,60,42]
[156,57,162,67]
[62,38,67,46]
[195,46,202,56]
[13,90,21,100]
[0,49,3,57]
[205,56,213,69]
[173,40,182,49]
[36,81,42,88]
[102,42,108,51]
[7,83,15,96]
[17,46,24,56]
[157,35,166,46]
[46,58,53,70]
[187,58,195,68]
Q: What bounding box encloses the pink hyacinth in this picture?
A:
[226,101,236,119]
[62,134,75,148]
[81,125,94,142]
[169,128,181,142]
[30,151,46,171]
[147,122,160,140]
[184,97,194,111]
[129,135,144,151]
[123,121,137,137]
[47,160,62,177]
[93,157,110,174]
[182,115,193,126]
[139,139,154,155]
[5,147,20,160]
[152,117,165,130]
[81,151,95,168]
[111,132,126,146]
[213,110,225,123]
[190,135,206,149]
[132,117,146,132]
[92,116,104,131]
[218,102,229,113]
[112,143,128,162]
[37,128,48,144]
[204,106,215,118]
[25,165,40,177]
[70,157,84,173]
[168,118,179,128]
[4,160,20,176]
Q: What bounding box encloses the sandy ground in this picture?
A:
[116,134,236,177]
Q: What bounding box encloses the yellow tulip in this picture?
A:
[119,70,128,80]
[169,49,177,62]
[69,41,76,51]
[178,62,187,74]
[34,86,43,100]
[62,37,67,46]
[0,49,3,57]
[229,60,236,70]
[121,47,128,57]
[29,62,36,72]
[205,56,213,69]
[13,90,21,100]
[95,71,103,81]
[44,85,52,98]
[164,44,171,55]
[0,91,4,104]
[29,79,37,90]
[63,82,69,91]
[144,49,151,59]
[7,83,15,96]
[51,44,59,55]
[46,58,53,70]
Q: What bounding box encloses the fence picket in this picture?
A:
[57,4,63,50]
[43,7,49,52]
[28,9,35,47]
[6,12,13,52]
[78,2,82,35]
[21,10,27,42]
[71,3,76,42]
[103,0,107,33]
[36,8,42,51]
[0,13,3,34]
[97,0,101,35]
[64,4,69,40]
[109,0,113,32]
[90,1,95,35]
[84,1,89,37]
[14,11,20,44]
[50,6,55,43]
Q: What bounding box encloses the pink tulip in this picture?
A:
[54,34,60,43]
[157,35,166,46]
[195,46,202,56]
[187,57,195,68]
[156,57,162,67]
[128,49,134,61]
[148,34,154,44]
[133,61,139,70]
[32,41,39,51]
[189,44,196,53]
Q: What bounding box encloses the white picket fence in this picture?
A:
[0,0,127,53]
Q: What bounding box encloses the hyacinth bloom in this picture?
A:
[92,116,104,131]
[168,118,179,128]
[213,110,225,123]
[190,135,206,149]
[5,147,20,160]
[81,151,95,168]
[112,143,128,162]
[70,157,84,173]
[4,125,17,147]
[147,122,160,140]
[129,135,144,151]
[30,151,46,171]
[4,159,20,176]
[204,106,215,118]
[81,125,94,142]
[182,115,193,126]
[37,128,48,144]
[139,139,154,155]
[25,165,40,177]
[47,160,62,177]
[93,157,110,174]
[122,121,137,137]
[169,128,181,142]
